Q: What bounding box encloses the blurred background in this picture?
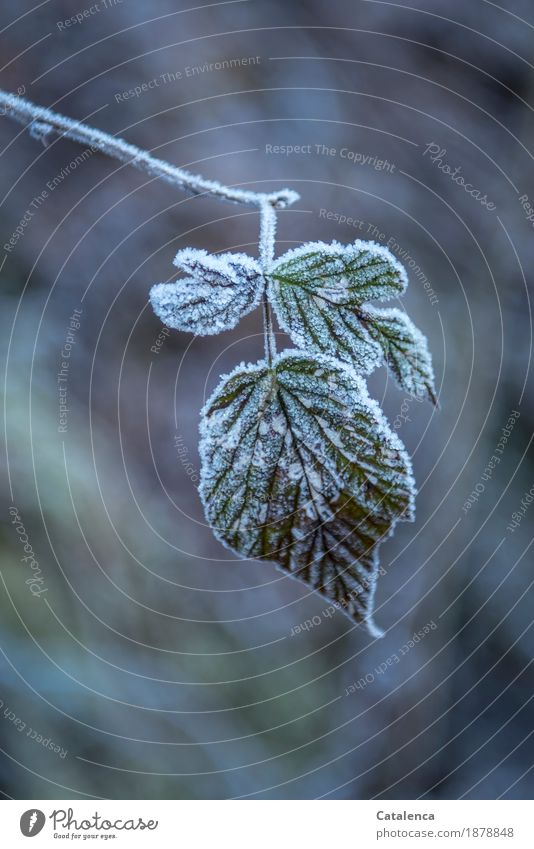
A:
[0,0,533,800]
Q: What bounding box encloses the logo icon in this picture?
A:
[20,810,46,837]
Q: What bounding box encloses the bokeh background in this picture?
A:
[0,0,533,800]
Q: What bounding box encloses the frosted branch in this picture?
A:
[0,88,299,210]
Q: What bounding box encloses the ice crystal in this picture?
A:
[150,249,264,335]
[199,351,415,635]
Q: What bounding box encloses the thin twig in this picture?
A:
[0,88,299,210]
[0,88,293,366]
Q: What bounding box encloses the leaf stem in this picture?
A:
[259,201,278,366]
[0,88,299,210]
[261,290,276,366]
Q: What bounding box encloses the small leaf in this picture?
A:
[363,307,437,403]
[150,249,263,335]
[268,239,436,402]
[199,351,415,636]
[271,240,408,302]
[268,239,407,373]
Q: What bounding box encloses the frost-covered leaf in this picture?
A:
[271,240,407,303]
[268,239,436,402]
[150,248,263,335]
[364,307,437,403]
[268,240,405,373]
[199,351,415,635]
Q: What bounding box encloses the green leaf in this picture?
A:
[199,351,415,636]
[268,240,436,402]
[271,240,407,302]
[363,307,437,404]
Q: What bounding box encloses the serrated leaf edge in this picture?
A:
[198,350,416,636]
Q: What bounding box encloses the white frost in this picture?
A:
[267,239,435,402]
[150,249,264,336]
[198,350,416,635]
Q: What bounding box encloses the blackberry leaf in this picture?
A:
[199,351,415,635]
[150,248,264,336]
[269,239,436,402]
[363,306,437,403]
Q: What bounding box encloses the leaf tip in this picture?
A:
[366,617,385,639]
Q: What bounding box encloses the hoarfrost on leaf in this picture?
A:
[149,248,264,335]
[271,240,408,301]
[199,351,416,636]
[363,306,437,403]
[268,239,436,402]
